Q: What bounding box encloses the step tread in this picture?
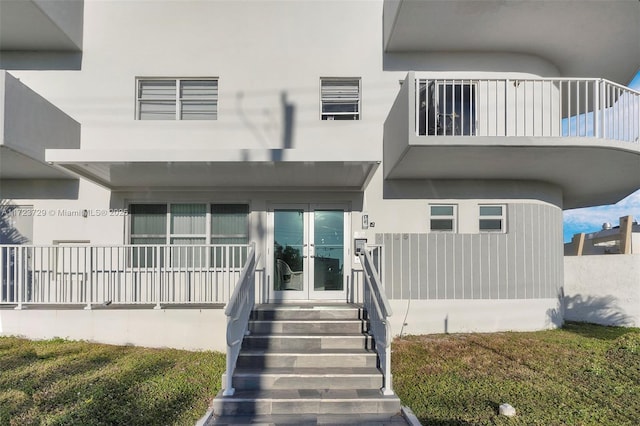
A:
[253,303,363,310]
[245,333,371,337]
[239,348,377,355]
[217,388,399,401]
[232,367,382,376]
[250,319,365,323]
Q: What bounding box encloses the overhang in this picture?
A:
[0,71,80,180]
[0,0,83,51]
[45,148,380,192]
[385,137,640,209]
[384,0,640,83]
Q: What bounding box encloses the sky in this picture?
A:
[562,71,640,242]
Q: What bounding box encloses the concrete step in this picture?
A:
[206,412,409,425]
[241,333,375,351]
[248,319,369,334]
[251,304,365,321]
[236,348,379,369]
[212,389,402,416]
[225,367,384,390]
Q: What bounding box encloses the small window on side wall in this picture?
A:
[479,205,506,232]
[321,78,360,120]
[430,205,456,232]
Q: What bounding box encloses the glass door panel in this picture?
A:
[270,205,348,301]
[312,210,344,292]
[273,209,305,292]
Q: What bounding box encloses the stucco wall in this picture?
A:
[389,298,562,336]
[564,255,640,327]
[0,307,228,352]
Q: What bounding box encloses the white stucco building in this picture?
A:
[1,0,640,349]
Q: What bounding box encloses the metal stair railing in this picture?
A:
[223,242,257,396]
[358,246,394,396]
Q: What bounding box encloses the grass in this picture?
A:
[1,323,639,425]
[392,322,640,425]
[0,337,225,426]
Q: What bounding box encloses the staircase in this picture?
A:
[210,303,405,425]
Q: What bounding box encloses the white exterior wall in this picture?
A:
[0,308,227,351]
[564,255,640,327]
[0,1,581,343]
[6,0,564,247]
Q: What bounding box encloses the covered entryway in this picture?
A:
[269,204,349,301]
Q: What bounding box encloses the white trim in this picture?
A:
[135,77,219,120]
[429,203,457,233]
[478,204,507,233]
[320,77,361,120]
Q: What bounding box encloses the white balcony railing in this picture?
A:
[0,244,250,308]
[416,78,640,142]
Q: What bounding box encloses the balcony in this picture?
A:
[383,0,640,84]
[0,71,80,180]
[0,0,83,51]
[384,72,640,209]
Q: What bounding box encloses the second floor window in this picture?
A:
[479,205,506,232]
[321,78,360,120]
[430,204,456,232]
[136,78,218,120]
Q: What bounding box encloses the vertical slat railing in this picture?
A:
[0,244,251,307]
[415,77,639,143]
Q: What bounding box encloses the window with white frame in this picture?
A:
[321,78,360,120]
[129,203,249,267]
[429,204,456,232]
[136,78,218,120]
[479,205,506,232]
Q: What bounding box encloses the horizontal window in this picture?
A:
[430,204,456,232]
[136,78,218,120]
[479,205,506,232]
[129,202,249,267]
[321,78,360,120]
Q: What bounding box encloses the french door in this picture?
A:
[269,204,349,301]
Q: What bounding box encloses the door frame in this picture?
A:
[267,203,351,302]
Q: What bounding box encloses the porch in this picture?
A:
[0,242,382,309]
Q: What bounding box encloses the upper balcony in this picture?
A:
[0,0,83,51]
[0,0,83,70]
[1,71,80,180]
[383,0,640,84]
[384,72,640,209]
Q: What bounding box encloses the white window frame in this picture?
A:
[128,202,249,245]
[320,77,361,120]
[429,204,457,233]
[135,77,219,120]
[478,204,506,233]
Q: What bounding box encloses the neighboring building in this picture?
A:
[565,215,640,255]
[1,0,640,348]
[564,215,640,328]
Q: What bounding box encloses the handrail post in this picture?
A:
[154,246,162,309]
[15,247,23,310]
[85,246,93,310]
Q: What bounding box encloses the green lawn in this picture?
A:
[1,323,638,425]
[0,337,225,425]
[393,322,640,425]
